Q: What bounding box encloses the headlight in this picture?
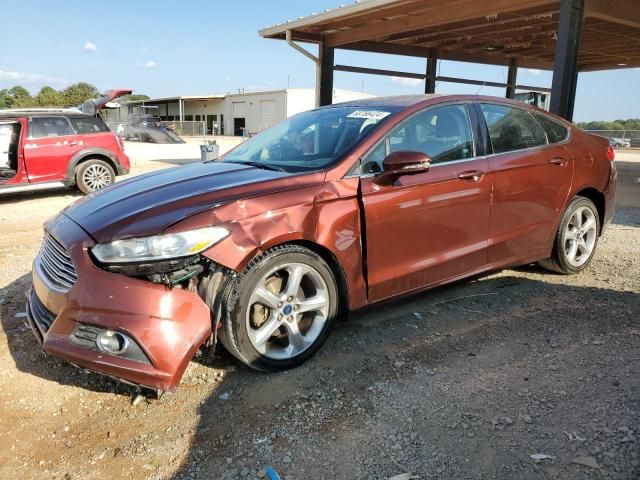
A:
[92,226,229,263]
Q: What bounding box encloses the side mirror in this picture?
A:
[375,150,431,185]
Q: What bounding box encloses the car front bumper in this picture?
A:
[26,214,212,392]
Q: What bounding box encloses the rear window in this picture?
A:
[70,116,110,134]
[480,104,547,154]
[533,113,569,143]
[30,117,74,138]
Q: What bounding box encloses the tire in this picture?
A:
[220,244,339,372]
[75,159,115,194]
[539,196,600,274]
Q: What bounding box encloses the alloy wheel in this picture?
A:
[82,164,112,191]
[245,262,329,360]
[563,206,597,267]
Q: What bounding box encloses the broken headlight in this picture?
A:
[92,227,229,263]
[91,227,229,284]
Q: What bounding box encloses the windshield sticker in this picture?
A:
[347,110,391,120]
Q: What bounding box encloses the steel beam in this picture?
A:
[319,42,335,106]
[506,59,518,98]
[425,52,438,94]
[550,0,585,120]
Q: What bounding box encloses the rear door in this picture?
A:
[0,120,23,181]
[360,103,492,302]
[24,116,85,183]
[478,103,573,264]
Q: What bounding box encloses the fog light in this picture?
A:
[97,330,129,355]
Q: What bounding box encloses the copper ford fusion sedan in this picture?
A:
[27,95,616,392]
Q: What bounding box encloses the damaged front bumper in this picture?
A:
[26,214,217,392]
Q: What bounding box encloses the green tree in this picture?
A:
[7,85,36,107]
[0,89,11,109]
[61,82,99,107]
[35,86,63,107]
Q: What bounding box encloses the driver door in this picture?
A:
[359,103,492,302]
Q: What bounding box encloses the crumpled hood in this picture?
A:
[62,161,297,243]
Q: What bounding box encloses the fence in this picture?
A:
[584,130,640,144]
[106,120,209,137]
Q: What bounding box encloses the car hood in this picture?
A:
[62,161,306,243]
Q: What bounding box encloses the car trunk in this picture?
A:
[0,121,21,180]
[78,89,133,116]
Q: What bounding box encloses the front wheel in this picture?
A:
[539,196,600,274]
[75,159,115,194]
[220,245,339,372]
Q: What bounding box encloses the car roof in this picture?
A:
[329,93,571,125]
[0,109,94,119]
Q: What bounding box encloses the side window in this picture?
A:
[480,104,547,154]
[359,104,474,174]
[533,113,569,143]
[30,117,74,139]
[70,117,110,134]
[388,104,474,164]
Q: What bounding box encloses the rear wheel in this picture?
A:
[75,159,115,194]
[539,196,600,274]
[220,245,339,372]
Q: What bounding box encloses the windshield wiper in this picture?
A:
[225,160,287,173]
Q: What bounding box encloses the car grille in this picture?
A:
[27,290,56,335]
[36,233,77,292]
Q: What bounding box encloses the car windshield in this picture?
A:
[221,106,399,173]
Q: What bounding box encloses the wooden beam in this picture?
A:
[326,0,557,47]
[579,60,640,71]
[409,20,558,49]
[585,0,640,29]
[314,0,450,31]
[385,6,560,44]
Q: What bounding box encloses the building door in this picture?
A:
[232,102,247,136]
[206,115,217,135]
[234,118,246,137]
[259,100,277,131]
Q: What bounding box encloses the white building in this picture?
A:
[106,88,374,136]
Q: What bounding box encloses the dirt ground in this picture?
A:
[0,147,638,480]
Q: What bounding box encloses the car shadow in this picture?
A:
[2,264,638,478]
[168,274,639,479]
[1,272,138,396]
[0,187,81,204]
[149,158,201,166]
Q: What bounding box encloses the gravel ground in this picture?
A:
[0,153,638,480]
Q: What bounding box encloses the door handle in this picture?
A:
[549,157,568,166]
[64,140,79,146]
[458,170,484,182]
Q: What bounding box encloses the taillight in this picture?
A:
[116,134,124,151]
[606,144,615,162]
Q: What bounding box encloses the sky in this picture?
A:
[1,0,638,122]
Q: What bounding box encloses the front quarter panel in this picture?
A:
[166,177,367,310]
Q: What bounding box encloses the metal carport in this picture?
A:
[259,0,640,121]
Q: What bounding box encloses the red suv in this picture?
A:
[0,89,131,195]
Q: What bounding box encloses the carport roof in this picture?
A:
[122,94,225,104]
[259,0,640,71]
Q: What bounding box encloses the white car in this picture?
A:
[610,137,630,148]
